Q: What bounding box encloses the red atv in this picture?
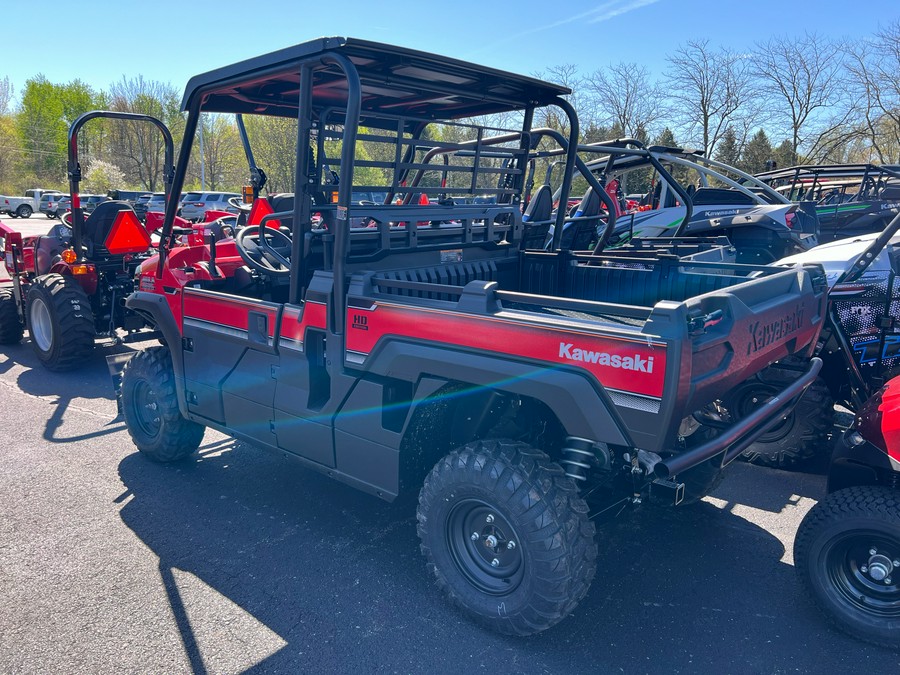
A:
[795,375,900,648]
[0,111,174,370]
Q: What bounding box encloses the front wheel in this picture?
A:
[794,486,900,648]
[122,346,205,462]
[26,274,95,370]
[417,440,597,635]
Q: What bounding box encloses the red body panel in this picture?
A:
[183,290,279,338]
[859,375,900,463]
[345,302,667,398]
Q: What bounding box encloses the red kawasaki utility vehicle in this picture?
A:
[116,37,829,635]
[0,112,174,370]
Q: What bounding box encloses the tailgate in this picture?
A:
[630,264,827,452]
[664,264,826,412]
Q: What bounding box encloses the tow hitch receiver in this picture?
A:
[650,478,685,506]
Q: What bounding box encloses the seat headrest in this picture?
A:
[524,184,553,223]
[574,187,602,218]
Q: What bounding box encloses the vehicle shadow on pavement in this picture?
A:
[0,338,135,442]
[115,441,886,674]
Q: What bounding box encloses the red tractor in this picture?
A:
[0,112,174,370]
[795,375,900,648]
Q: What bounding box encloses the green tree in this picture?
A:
[771,139,797,169]
[713,127,741,168]
[16,76,67,180]
[739,129,774,174]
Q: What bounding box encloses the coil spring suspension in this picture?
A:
[560,437,596,482]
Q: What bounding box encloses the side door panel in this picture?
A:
[272,301,335,466]
[182,288,281,448]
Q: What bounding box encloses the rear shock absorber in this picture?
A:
[560,436,596,482]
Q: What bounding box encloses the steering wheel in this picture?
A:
[201,215,237,240]
[227,196,252,214]
[235,225,292,276]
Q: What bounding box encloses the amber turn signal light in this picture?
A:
[61,249,77,264]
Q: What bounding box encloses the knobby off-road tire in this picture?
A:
[794,486,900,649]
[725,374,833,469]
[0,288,24,345]
[26,274,94,370]
[122,346,205,462]
[417,440,598,635]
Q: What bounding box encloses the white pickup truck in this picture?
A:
[0,188,62,218]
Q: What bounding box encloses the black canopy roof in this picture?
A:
[181,37,571,122]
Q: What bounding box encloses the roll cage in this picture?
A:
[756,163,900,204]
[156,37,582,333]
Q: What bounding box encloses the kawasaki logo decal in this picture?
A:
[746,306,804,355]
[559,343,654,372]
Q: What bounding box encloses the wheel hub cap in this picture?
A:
[29,297,52,352]
[865,553,894,582]
[446,500,524,596]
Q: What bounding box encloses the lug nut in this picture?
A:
[507,541,516,550]
[870,548,878,556]
[470,532,479,541]
[491,558,500,567]
[862,566,869,573]
[886,577,893,585]
[894,560,900,568]
[485,514,494,524]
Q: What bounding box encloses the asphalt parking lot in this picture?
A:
[0,213,897,672]
[0,320,898,673]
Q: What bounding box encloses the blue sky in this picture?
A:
[4,0,899,101]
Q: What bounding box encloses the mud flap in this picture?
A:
[106,352,135,415]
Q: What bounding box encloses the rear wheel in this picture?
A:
[723,372,833,469]
[122,346,204,462]
[0,288,24,344]
[26,274,94,370]
[417,439,597,635]
[795,486,900,648]
[16,204,32,218]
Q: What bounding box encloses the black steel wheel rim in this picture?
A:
[824,530,900,618]
[446,499,524,596]
[131,380,162,440]
[733,385,795,443]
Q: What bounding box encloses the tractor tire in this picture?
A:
[723,373,833,469]
[26,274,94,370]
[0,288,24,344]
[794,486,900,649]
[16,204,32,218]
[417,439,597,635]
[121,346,205,462]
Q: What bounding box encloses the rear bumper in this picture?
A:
[655,357,823,478]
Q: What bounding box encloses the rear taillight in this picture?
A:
[784,211,797,229]
[196,203,205,207]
